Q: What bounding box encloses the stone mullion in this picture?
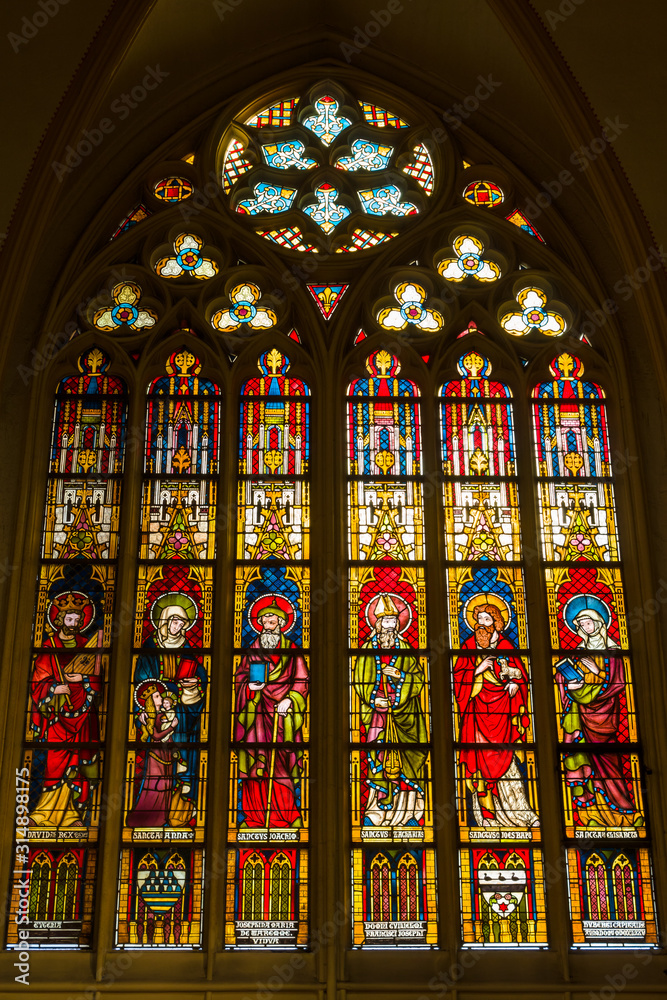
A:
[421,381,458,961]
[92,371,142,969]
[205,369,235,966]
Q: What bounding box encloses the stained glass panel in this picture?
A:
[227,350,311,948]
[352,848,437,947]
[460,847,547,946]
[116,847,203,947]
[533,353,656,946]
[117,351,218,939]
[567,848,657,945]
[348,352,437,948]
[225,848,308,947]
[8,349,127,950]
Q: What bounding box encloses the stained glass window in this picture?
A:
[348,350,438,948]
[532,353,657,946]
[441,350,547,947]
[221,84,431,255]
[225,348,310,948]
[8,348,127,948]
[116,348,219,948]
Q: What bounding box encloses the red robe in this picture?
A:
[234,636,308,828]
[454,635,530,789]
[31,633,102,805]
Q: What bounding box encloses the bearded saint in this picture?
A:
[30,592,103,828]
[234,602,309,828]
[353,594,427,828]
[454,601,538,829]
[133,593,207,826]
[556,597,642,830]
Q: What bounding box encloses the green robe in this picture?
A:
[353,636,427,808]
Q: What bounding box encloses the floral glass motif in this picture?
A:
[302,96,352,145]
[153,177,194,202]
[336,139,393,172]
[236,182,297,215]
[438,235,501,283]
[361,102,409,128]
[257,227,319,252]
[302,183,351,233]
[348,351,438,948]
[211,283,277,333]
[93,282,157,332]
[402,144,434,195]
[440,351,547,947]
[223,88,432,251]
[358,185,417,217]
[7,347,127,949]
[501,287,567,337]
[377,282,443,333]
[261,141,317,170]
[226,348,310,949]
[463,180,504,208]
[245,99,298,128]
[154,234,218,280]
[532,354,657,946]
[307,283,348,320]
[222,139,252,193]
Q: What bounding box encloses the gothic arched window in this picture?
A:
[6,77,658,970]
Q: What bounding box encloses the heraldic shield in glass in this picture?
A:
[116,348,218,948]
[8,348,126,949]
[226,350,309,949]
[348,350,438,948]
[533,354,657,946]
[441,351,547,947]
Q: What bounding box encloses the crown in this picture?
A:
[53,592,89,614]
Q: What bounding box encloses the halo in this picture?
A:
[47,591,95,632]
[248,593,296,634]
[150,592,198,630]
[563,594,611,633]
[365,592,412,634]
[134,679,168,708]
[463,592,511,632]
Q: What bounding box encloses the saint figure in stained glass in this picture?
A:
[556,595,642,830]
[453,596,537,830]
[29,590,103,829]
[353,593,427,828]
[132,592,207,825]
[234,595,309,829]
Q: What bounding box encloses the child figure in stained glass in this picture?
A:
[354,594,427,828]
[454,595,538,829]
[133,593,206,824]
[557,595,643,830]
[127,681,193,828]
